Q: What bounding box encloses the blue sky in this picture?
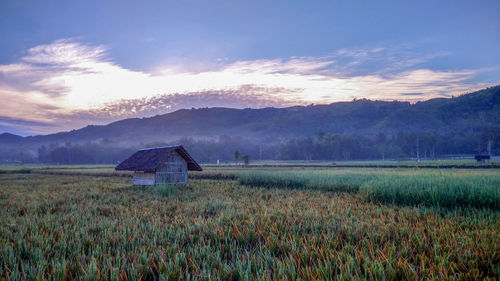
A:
[0,0,499,135]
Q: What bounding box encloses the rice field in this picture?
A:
[226,169,500,210]
[0,166,499,280]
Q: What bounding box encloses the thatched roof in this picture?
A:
[115,145,202,172]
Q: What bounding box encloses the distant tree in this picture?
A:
[234,151,240,163]
[242,155,250,166]
[38,145,48,163]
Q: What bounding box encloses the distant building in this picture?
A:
[115,145,202,185]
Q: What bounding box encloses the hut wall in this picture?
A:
[154,152,188,185]
[133,171,155,186]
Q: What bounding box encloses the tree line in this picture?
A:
[2,130,493,164]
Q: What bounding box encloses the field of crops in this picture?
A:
[1,166,499,280]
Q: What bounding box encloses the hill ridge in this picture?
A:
[1,85,499,146]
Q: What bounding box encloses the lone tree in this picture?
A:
[242,155,250,166]
[234,151,240,164]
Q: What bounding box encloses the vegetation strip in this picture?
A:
[3,167,499,210]
[204,163,500,169]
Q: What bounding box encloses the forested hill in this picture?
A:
[3,85,500,144]
[0,85,499,163]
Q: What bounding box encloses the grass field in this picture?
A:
[1,166,499,280]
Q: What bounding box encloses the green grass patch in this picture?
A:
[223,169,500,210]
[238,171,378,193]
[360,174,500,210]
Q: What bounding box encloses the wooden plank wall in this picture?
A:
[133,172,155,185]
[155,152,188,185]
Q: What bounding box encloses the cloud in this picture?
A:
[0,116,54,128]
[0,116,56,136]
[330,45,451,76]
[400,93,424,96]
[0,39,495,135]
[50,86,302,128]
[22,39,107,65]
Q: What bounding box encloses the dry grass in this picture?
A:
[1,172,499,280]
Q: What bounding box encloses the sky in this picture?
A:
[0,0,499,135]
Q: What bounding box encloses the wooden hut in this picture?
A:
[115,145,202,185]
